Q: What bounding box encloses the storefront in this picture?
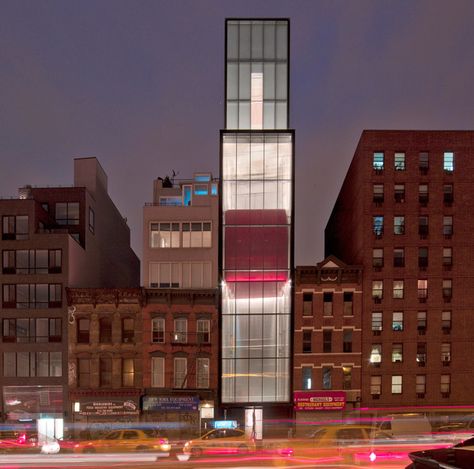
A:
[70,390,140,437]
[3,385,64,444]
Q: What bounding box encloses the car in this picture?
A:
[407,436,474,469]
[0,430,39,453]
[182,428,256,457]
[71,428,170,454]
[292,424,445,465]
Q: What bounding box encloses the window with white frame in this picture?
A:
[196,357,210,388]
[394,216,405,235]
[392,312,403,331]
[444,152,454,172]
[441,374,451,394]
[392,343,403,363]
[443,216,453,236]
[370,344,382,364]
[149,262,212,288]
[173,318,187,343]
[441,311,451,330]
[182,262,212,288]
[151,356,165,388]
[373,152,384,170]
[197,319,210,344]
[174,357,187,388]
[441,343,451,363]
[151,317,165,343]
[150,223,180,248]
[393,280,404,299]
[182,222,212,248]
[370,375,382,395]
[394,152,406,170]
[418,280,428,299]
[373,248,383,267]
[391,375,402,394]
[372,281,383,299]
[416,375,426,395]
[372,312,383,331]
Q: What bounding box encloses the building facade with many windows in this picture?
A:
[0,158,139,443]
[220,19,294,436]
[325,130,474,407]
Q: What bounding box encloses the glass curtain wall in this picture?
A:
[221,19,292,404]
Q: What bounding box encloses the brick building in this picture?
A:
[66,288,143,433]
[293,257,362,428]
[325,130,474,407]
[0,158,139,442]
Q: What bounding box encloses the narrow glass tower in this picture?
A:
[220,19,294,429]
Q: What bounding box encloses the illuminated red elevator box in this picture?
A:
[224,209,288,274]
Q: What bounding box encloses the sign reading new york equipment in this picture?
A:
[142,396,200,412]
[294,391,346,411]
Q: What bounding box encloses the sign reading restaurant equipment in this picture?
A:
[142,396,199,412]
[79,400,139,416]
[294,391,346,411]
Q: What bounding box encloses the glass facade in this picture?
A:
[221,19,292,404]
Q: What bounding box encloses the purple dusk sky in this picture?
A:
[1,0,474,267]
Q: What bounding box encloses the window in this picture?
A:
[443,279,452,300]
[443,184,453,204]
[443,216,453,236]
[302,366,312,390]
[372,312,383,332]
[3,351,62,377]
[392,312,403,331]
[343,330,352,353]
[373,248,383,268]
[49,249,62,273]
[77,318,90,343]
[88,207,95,233]
[150,223,180,248]
[2,249,54,274]
[2,215,28,240]
[302,330,312,353]
[373,184,384,203]
[197,319,210,344]
[151,356,165,387]
[419,184,429,204]
[373,152,384,170]
[416,375,426,395]
[122,318,135,343]
[174,357,187,388]
[194,184,209,196]
[419,247,428,268]
[394,216,405,235]
[392,375,402,394]
[419,152,429,172]
[442,311,452,331]
[441,343,451,363]
[303,292,313,316]
[417,342,427,365]
[323,292,333,316]
[99,317,112,343]
[159,196,181,206]
[418,280,428,300]
[182,222,212,248]
[343,292,353,315]
[182,185,192,206]
[342,366,352,390]
[394,152,405,170]
[2,283,62,309]
[196,357,210,388]
[443,152,454,172]
[2,317,61,343]
[393,248,404,267]
[419,216,429,236]
[393,280,404,299]
[372,280,383,300]
[149,262,181,288]
[322,367,332,390]
[392,343,403,363]
[323,330,332,353]
[416,312,427,335]
[173,318,187,343]
[100,357,112,387]
[394,184,405,203]
[55,202,79,225]
[443,247,452,267]
[370,344,382,364]
[122,358,135,387]
[152,317,165,343]
[78,358,90,387]
[373,216,383,236]
[441,374,451,395]
[371,375,382,395]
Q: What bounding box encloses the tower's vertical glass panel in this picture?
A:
[221,19,293,404]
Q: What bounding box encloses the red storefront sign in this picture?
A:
[294,391,346,411]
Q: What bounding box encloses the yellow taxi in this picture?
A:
[183,428,256,457]
[71,428,170,454]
